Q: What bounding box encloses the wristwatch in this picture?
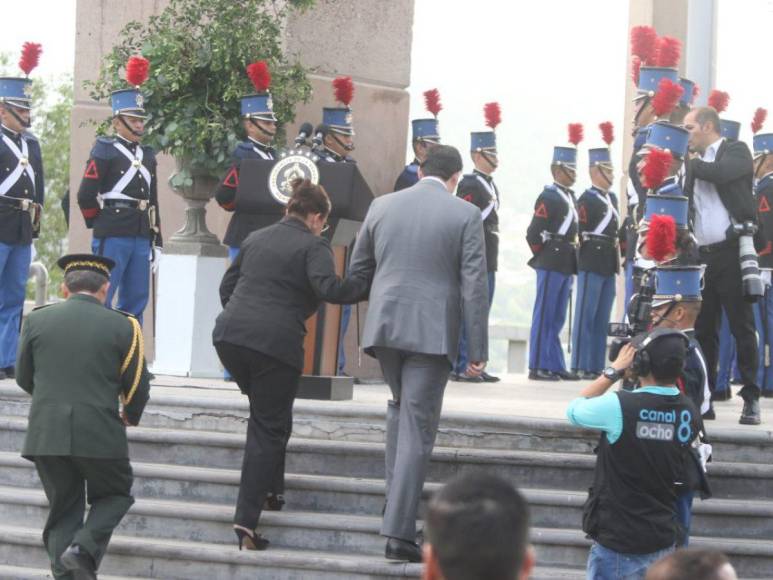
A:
[602,367,621,382]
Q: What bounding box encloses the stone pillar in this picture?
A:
[70,0,414,377]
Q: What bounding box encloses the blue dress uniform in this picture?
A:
[622,66,681,310]
[313,105,357,373]
[752,132,773,397]
[394,118,440,192]
[0,76,44,376]
[76,88,161,324]
[526,146,578,377]
[651,266,711,545]
[455,131,500,377]
[571,148,619,376]
[214,91,277,261]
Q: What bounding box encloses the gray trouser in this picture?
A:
[373,347,450,541]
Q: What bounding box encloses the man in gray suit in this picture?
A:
[349,145,490,562]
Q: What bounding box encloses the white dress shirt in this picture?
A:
[693,137,732,246]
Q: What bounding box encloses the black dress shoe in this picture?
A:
[555,370,581,381]
[528,369,560,381]
[455,372,484,383]
[579,371,600,380]
[0,368,6,381]
[234,527,269,551]
[3,366,14,379]
[385,537,422,563]
[702,406,716,421]
[480,371,501,383]
[740,399,762,425]
[711,389,733,402]
[762,390,773,399]
[60,544,97,580]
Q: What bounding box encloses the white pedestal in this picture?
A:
[152,253,227,378]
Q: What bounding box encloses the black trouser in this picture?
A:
[696,244,760,402]
[214,342,300,530]
[34,456,134,579]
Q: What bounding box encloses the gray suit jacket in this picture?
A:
[349,176,489,364]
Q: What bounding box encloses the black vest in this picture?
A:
[582,389,697,554]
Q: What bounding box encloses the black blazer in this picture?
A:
[212,217,371,372]
[685,139,756,225]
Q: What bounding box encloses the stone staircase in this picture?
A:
[0,382,771,579]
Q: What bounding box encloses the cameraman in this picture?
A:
[683,106,761,425]
[567,329,700,579]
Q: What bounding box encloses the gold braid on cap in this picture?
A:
[64,260,111,277]
[119,316,144,406]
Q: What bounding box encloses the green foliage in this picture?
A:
[85,0,314,187]
[1,53,72,299]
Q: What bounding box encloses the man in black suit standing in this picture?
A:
[683,106,761,425]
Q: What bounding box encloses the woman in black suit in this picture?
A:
[212,179,371,550]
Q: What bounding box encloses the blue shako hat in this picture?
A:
[636,66,680,100]
[553,123,583,168]
[644,121,689,159]
[678,77,695,108]
[323,107,354,136]
[720,119,741,141]
[589,148,611,167]
[0,77,33,110]
[652,265,704,307]
[111,56,150,119]
[643,194,689,229]
[111,88,146,119]
[240,93,277,121]
[753,133,773,158]
[471,131,496,152]
[412,118,440,142]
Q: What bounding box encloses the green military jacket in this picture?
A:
[16,293,151,459]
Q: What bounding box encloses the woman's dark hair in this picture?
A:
[286,178,332,218]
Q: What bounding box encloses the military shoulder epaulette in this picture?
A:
[114,308,138,320]
[91,137,118,159]
[21,130,39,143]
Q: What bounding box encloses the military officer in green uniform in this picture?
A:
[16,253,151,580]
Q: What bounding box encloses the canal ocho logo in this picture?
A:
[636,408,693,443]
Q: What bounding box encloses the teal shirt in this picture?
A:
[566,386,681,444]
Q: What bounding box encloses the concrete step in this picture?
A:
[3,384,772,463]
[2,452,770,541]
[0,565,147,579]
[1,485,772,577]
[1,415,771,500]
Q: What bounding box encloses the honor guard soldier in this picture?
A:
[624,27,682,307]
[76,56,161,324]
[525,124,582,381]
[454,102,502,383]
[16,254,150,580]
[394,89,442,191]
[0,43,44,381]
[570,123,620,380]
[313,76,357,375]
[214,61,277,261]
[672,77,698,125]
[752,119,773,398]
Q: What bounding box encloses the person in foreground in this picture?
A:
[347,145,490,562]
[212,179,372,551]
[423,472,535,580]
[566,328,700,580]
[646,549,738,580]
[16,254,151,580]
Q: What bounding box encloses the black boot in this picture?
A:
[739,399,761,425]
[385,537,422,562]
[60,544,97,580]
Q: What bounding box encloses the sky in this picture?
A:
[3,0,773,368]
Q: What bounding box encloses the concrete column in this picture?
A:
[70,0,415,376]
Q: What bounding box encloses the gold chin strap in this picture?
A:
[119,316,144,406]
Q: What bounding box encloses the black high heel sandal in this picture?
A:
[234,526,269,551]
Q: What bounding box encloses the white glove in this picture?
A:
[151,246,162,273]
[762,270,771,287]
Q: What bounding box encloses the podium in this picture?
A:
[236,156,374,399]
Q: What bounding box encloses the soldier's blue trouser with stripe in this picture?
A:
[529,269,572,372]
[571,271,616,373]
[0,242,31,368]
[93,236,150,325]
[754,287,773,395]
